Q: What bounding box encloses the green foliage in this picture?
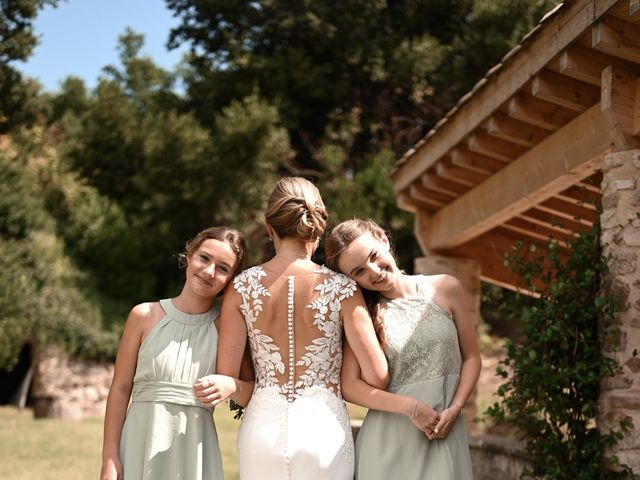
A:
[486,227,633,479]
[166,0,560,263]
[0,140,120,371]
[0,0,59,132]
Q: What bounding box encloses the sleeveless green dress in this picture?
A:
[354,276,473,479]
[119,299,224,479]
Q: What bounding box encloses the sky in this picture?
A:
[19,0,189,92]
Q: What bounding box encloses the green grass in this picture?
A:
[0,403,368,479]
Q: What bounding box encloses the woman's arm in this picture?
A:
[100,303,153,480]
[193,286,253,407]
[341,288,389,389]
[432,275,482,438]
[194,344,255,408]
[341,342,440,439]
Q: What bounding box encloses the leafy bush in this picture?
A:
[486,226,633,478]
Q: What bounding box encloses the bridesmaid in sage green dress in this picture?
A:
[100,227,251,480]
[326,219,481,479]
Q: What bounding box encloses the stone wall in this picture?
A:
[31,345,113,420]
[599,149,640,474]
[469,434,531,480]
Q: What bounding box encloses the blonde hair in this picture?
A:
[325,218,390,346]
[265,177,328,241]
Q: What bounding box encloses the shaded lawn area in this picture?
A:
[0,404,367,480]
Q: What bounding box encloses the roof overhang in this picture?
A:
[393,0,640,290]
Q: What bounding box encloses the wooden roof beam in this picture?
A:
[537,197,599,225]
[450,147,506,174]
[442,229,568,293]
[392,0,620,193]
[531,70,600,112]
[397,191,431,214]
[467,131,527,162]
[409,184,447,209]
[484,111,551,147]
[592,16,640,64]
[421,172,469,197]
[548,44,640,87]
[503,217,574,247]
[601,65,640,149]
[608,0,640,18]
[435,161,489,188]
[507,93,578,131]
[519,209,578,236]
[425,104,613,250]
[555,185,601,210]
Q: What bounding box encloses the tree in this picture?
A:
[166,0,560,262]
[0,0,59,131]
[54,30,290,298]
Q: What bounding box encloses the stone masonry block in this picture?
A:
[604,154,625,170]
[601,209,619,229]
[603,192,620,209]
[623,228,640,247]
[615,177,637,190]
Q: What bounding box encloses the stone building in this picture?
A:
[391,0,640,475]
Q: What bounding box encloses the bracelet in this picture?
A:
[409,400,418,421]
[452,400,464,416]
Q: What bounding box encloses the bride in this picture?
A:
[195,177,388,479]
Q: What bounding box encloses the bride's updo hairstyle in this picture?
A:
[265,177,328,241]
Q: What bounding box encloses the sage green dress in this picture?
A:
[119,299,224,479]
[354,276,473,479]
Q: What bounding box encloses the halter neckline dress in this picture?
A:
[119,298,224,479]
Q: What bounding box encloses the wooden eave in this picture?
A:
[393,0,640,289]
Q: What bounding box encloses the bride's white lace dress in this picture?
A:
[233,265,357,480]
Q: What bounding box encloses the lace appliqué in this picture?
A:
[295,269,357,396]
[234,265,357,401]
[234,267,284,390]
[382,297,462,389]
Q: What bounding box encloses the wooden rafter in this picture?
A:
[484,111,551,147]
[409,184,446,208]
[507,93,578,131]
[450,147,506,174]
[467,131,527,162]
[435,161,489,187]
[392,0,620,193]
[601,65,640,149]
[441,229,569,293]
[548,44,640,86]
[592,16,640,63]
[519,209,578,236]
[424,105,613,250]
[421,172,469,197]
[537,197,599,225]
[531,69,600,111]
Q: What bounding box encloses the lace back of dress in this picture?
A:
[234,266,356,401]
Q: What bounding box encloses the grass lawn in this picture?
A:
[0,403,367,479]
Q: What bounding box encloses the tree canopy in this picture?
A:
[0,0,560,367]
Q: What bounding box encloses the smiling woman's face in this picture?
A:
[186,238,238,298]
[337,232,400,294]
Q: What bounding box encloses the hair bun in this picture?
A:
[265,177,327,241]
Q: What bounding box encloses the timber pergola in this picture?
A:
[392,0,640,291]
